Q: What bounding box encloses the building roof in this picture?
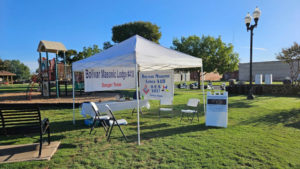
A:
[0,70,16,76]
[37,40,67,53]
[239,60,283,65]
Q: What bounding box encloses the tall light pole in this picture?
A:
[245,7,261,100]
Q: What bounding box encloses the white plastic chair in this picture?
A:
[180,98,200,122]
[159,98,173,118]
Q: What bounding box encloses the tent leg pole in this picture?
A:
[72,70,75,125]
[201,66,205,115]
[135,64,140,145]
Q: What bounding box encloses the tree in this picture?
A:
[0,59,10,71]
[0,59,30,80]
[171,35,239,88]
[58,45,101,64]
[276,42,300,85]
[81,44,101,58]
[103,41,113,50]
[0,58,5,70]
[112,21,162,43]
[58,49,78,64]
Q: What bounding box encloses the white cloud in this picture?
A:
[253,47,267,51]
[241,46,268,51]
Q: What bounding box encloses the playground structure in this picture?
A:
[28,40,72,99]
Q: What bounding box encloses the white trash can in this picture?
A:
[265,74,273,84]
[255,74,263,84]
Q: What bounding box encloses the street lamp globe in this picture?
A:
[253,7,261,19]
[245,13,252,24]
[245,13,251,28]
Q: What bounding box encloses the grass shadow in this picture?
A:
[49,120,89,133]
[129,123,171,131]
[285,121,300,129]
[239,108,300,129]
[0,134,65,145]
[229,100,253,108]
[59,143,77,149]
[126,123,210,142]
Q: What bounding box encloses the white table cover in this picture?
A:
[81,100,150,118]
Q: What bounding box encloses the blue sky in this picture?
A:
[0,0,299,72]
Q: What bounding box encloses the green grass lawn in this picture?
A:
[0,84,74,93]
[0,90,299,168]
[0,84,36,93]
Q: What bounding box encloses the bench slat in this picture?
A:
[4,122,40,126]
[2,113,39,117]
[0,107,44,136]
[4,118,40,123]
[2,115,39,119]
[0,108,38,112]
[0,109,38,113]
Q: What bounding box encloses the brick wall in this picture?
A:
[190,71,222,81]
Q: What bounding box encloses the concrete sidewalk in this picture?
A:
[0,141,60,164]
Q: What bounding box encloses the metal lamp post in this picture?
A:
[245,7,261,100]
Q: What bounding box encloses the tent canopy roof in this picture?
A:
[72,35,202,71]
[37,40,67,53]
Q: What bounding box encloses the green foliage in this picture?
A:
[73,44,101,63]
[112,21,162,43]
[172,35,239,74]
[172,35,239,88]
[1,93,300,168]
[0,59,30,80]
[103,41,113,50]
[58,49,78,65]
[276,42,300,85]
[58,45,101,64]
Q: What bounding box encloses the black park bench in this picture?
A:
[0,107,50,157]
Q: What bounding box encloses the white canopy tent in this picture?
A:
[72,35,205,145]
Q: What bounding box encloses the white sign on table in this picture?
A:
[84,67,136,92]
[139,70,174,100]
